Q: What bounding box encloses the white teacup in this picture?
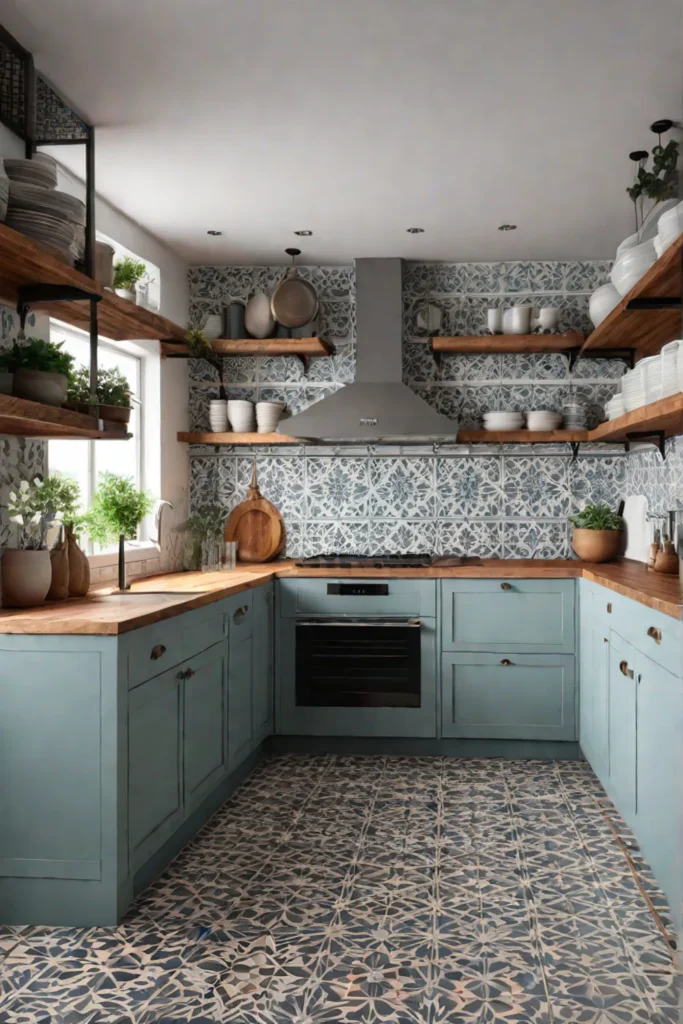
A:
[487,308,503,334]
[502,305,532,334]
[531,307,560,333]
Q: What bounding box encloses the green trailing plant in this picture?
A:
[185,324,226,399]
[97,367,132,408]
[113,256,147,292]
[0,338,75,377]
[84,472,153,546]
[626,123,680,230]
[569,504,624,532]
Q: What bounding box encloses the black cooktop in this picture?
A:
[296,553,433,569]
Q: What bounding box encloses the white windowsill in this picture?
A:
[88,543,160,569]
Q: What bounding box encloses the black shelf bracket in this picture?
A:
[625,297,681,311]
[569,441,581,463]
[16,284,100,329]
[430,344,442,371]
[625,430,667,460]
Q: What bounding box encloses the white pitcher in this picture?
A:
[502,305,532,334]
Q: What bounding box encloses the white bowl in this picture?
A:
[483,412,524,431]
[616,231,640,258]
[209,399,228,432]
[202,313,223,341]
[589,282,621,327]
[526,410,562,430]
[657,199,683,247]
[610,240,657,297]
[638,197,680,243]
[256,400,285,433]
[227,399,255,432]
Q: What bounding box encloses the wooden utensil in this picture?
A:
[224,464,285,563]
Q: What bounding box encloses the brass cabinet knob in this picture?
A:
[500,658,512,666]
[647,626,662,645]
[150,644,166,661]
[619,660,634,679]
[607,603,612,614]
[500,583,512,591]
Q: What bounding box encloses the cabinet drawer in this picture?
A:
[125,606,225,690]
[441,579,575,653]
[279,578,436,618]
[606,591,681,679]
[441,652,576,740]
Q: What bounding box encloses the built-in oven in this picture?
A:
[276,579,437,737]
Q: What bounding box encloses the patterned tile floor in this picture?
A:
[0,755,680,1023]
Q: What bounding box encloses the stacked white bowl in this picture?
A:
[660,340,681,397]
[621,368,646,412]
[209,399,228,432]
[227,399,255,432]
[657,200,683,253]
[562,401,587,430]
[483,411,524,431]
[588,282,620,327]
[256,400,285,434]
[526,410,562,431]
[610,240,657,297]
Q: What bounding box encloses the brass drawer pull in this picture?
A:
[647,626,662,645]
[150,644,166,661]
[607,603,612,614]
[233,605,248,624]
[619,660,634,679]
[500,583,512,591]
[500,658,512,666]
[178,667,195,681]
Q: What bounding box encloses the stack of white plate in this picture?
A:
[640,354,662,405]
[526,410,563,431]
[483,411,524,431]
[227,399,255,432]
[657,200,683,253]
[605,393,625,420]
[209,399,228,432]
[660,340,682,398]
[610,240,657,297]
[256,400,285,433]
[621,368,646,412]
[3,155,58,188]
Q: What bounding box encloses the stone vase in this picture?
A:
[1,549,52,608]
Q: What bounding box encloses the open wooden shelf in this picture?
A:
[432,332,583,355]
[457,429,589,444]
[581,235,682,361]
[0,394,131,439]
[177,431,301,445]
[589,393,683,443]
[161,338,333,358]
[0,222,185,342]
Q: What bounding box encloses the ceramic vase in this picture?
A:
[245,292,275,339]
[48,536,70,601]
[66,526,90,596]
[1,549,52,607]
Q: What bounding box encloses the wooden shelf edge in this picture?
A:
[432,332,583,354]
[0,393,132,440]
[458,429,589,443]
[177,432,302,445]
[588,393,683,442]
[162,338,332,358]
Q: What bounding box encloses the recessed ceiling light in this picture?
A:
[206,229,222,236]
[294,229,313,236]
[406,227,425,234]
[498,224,517,231]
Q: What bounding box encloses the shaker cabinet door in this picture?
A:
[607,631,637,827]
[183,642,229,815]
[252,583,274,745]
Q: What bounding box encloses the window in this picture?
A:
[48,320,145,555]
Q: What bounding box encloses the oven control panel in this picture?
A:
[327,583,389,597]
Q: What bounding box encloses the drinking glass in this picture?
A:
[219,541,237,571]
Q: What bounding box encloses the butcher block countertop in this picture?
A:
[0,558,679,635]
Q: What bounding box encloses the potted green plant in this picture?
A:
[184,326,226,401]
[627,122,680,231]
[2,476,68,607]
[182,506,226,570]
[97,367,134,424]
[569,503,624,563]
[84,472,153,590]
[66,364,92,413]
[113,256,147,301]
[34,474,83,601]
[0,338,74,406]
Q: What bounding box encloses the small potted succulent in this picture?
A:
[569,503,624,563]
[84,472,153,590]
[0,337,74,406]
[113,256,147,301]
[2,476,67,607]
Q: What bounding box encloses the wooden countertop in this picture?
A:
[0,559,679,635]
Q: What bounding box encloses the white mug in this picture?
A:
[487,308,503,334]
[502,305,532,334]
[531,306,560,333]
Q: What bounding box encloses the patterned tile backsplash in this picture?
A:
[187,260,639,559]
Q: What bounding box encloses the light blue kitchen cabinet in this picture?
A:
[635,650,683,922]
[128,666,184,872]
[227,592,255,771]
[607,629,637,827]
[441,579,575,654]
[578,582,610,784]
[252,582,274,744]
[183,641,229,816]
[441,652,576,741]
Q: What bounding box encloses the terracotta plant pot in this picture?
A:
[99,404,131,425]
[66,526,90,596]
[1,549,52,607]
[13,368,68,406]
[571,528,622,563]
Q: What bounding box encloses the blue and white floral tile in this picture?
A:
[189,356,220,383]
[402,261,434,298]
[225,385,258,405]
[502,520,571,558]
[570,457,627,511]
[534,353,571,381]
[236,456,306,520]
[367,519,438,555]
[188,458,218,511]
[215,457,238,506]
[297,265,354,300]
[304,520,371,556]
[318,299,355,341]
[501,262,536,293]
[403,341,439,384]
[527,262,567,293]
[430,263,472,295]
[189,385,218,431]
[189,264,253,301]
[467,263,505,294]
[443,353,502,382]
[559,295,593,336]
[497,383,537,413]
[457,385,504,427]
[436,520,503,557]
[572,357,628,381]
[564,261,612,294]
[306,458,371,519]
[251,353,305,385]
[499,353,537,381]
[436,456,504,518]
[503,457,571,519]
[368,457,437,519]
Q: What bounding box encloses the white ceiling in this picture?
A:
[3,0,682,264]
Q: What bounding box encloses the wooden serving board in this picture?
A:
[224,465,286,563]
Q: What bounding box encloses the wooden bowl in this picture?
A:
[571,528,622,563]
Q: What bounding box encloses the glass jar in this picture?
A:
[201,538,221,573]
[218,541,237,571]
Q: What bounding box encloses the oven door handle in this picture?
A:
[297,618,421,627]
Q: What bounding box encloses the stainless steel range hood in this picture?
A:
[278,258,458,442]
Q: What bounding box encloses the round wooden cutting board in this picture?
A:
[224,465,286,563]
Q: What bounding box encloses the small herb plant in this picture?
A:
[113,256,147,292]
[67,365,91,404]
[97,367,132,408]
[569,504,624,532]
[185,327,213,358]
[84,472,153,546]
[0,338,75,377]
[6,474,81,549]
